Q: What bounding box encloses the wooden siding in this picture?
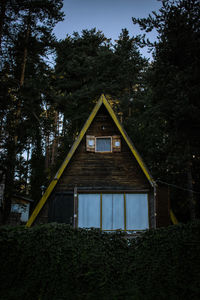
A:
[36,105,153,225]
[56,106,150,192]
[156,185,170,227]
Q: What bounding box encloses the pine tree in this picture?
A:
[132,0,200,220]
[53,28,147,158]
[0,0,64,223]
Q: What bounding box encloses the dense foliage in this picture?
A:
[0,222,200,299]
[0,0,64,222]
[51,27,147,165]
[132,0,200,221]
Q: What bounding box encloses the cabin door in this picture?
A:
[48,192,74,225]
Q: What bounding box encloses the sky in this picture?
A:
[53,0,162,59]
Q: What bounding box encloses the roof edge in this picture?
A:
[26,94,155,227]
[26,95,104,227]
[101,95,155,186]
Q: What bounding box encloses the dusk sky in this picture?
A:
[54,0,162,59]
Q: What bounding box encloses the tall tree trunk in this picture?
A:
[51,111,58,166]
[187,160,195,220]
[44,108,50,171]
[19,22,30,87]
[186,141,195,220]
[18,153,22,182]
[3,135,15,223]
[25,142,30,195]
[45,133,50,170]
[0,114,4,141]
[14,20,31,144]
[0,0,6,52]
[61,113,66,137]
[3,18,31,223]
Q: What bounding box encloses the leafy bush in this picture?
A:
[0,222,200,300]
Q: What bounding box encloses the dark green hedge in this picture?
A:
[0,222,200,300]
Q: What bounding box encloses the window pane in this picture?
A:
[89,140,94,146]
[102,194,112,230]
[102,194,124,230]
[78,194,100,228]
[96,138,111,152]
[126,194,149,230]
[113,194,124,230]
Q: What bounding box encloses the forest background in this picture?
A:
[0,0,200,223]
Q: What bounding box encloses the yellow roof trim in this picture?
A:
[101,94,155,186]
[26,94,154,227]
[170,209,178,225]
[26,97,103,227]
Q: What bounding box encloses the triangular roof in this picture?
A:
[26,94,155,227]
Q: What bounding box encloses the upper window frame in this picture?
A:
[86,135,121,153]
[95,136,112,153]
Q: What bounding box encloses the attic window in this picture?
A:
[96,137,111,152]
[86,135,121,153]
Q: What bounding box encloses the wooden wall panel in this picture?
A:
[156,185,170,227]
[35,105,153,225]
[55,105,150,193]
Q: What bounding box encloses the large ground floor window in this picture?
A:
[78,193,149,231]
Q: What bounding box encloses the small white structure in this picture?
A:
[11,195,33,223]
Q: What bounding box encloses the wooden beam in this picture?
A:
[170,209,178,225]
[26,97,103,227]
[26,94,155,227]
[102,94,155,186]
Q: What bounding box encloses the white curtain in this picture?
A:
[78,193,149,230]
[78,194,100,228]
[126,194,149,230]
[102,194,124,230]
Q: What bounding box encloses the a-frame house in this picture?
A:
[26,95,170,230]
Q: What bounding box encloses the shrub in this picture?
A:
[0,221,199,299]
